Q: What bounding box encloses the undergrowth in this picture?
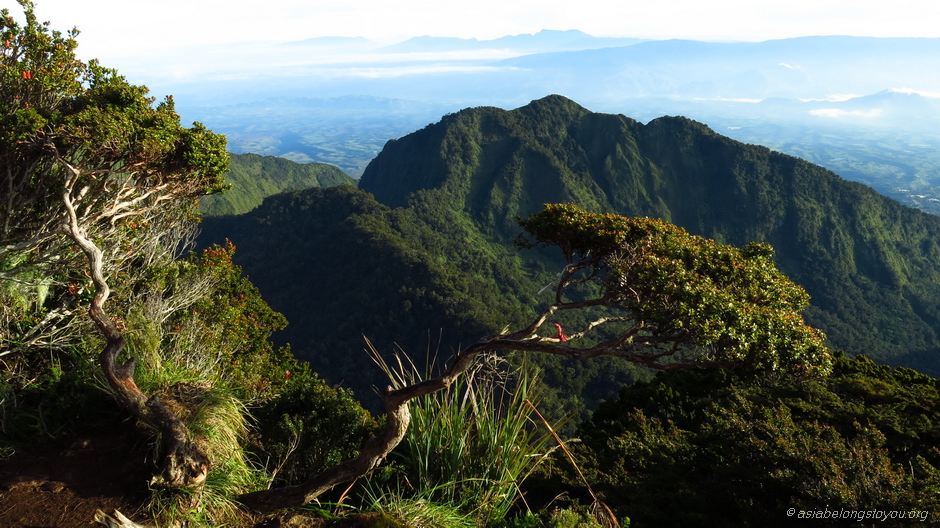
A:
[368,349,554,526]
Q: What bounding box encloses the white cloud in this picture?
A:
[808,108,884,118]
[327,65,520,79]
[4,0,940,61]
[799,94,862,102]
[889,87,940,98]
[693,97,763,103]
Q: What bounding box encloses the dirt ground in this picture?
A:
[0,425,152,527]
[0,421,399,528]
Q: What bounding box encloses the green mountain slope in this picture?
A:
[200,153,353,216]
[199,185,645,414]
[200,95,940,413]
[359,95,940,371]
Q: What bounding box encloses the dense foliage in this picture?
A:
[1,0,236,496]
[252,359,376,488]
[568,353,940,527]
[200,153,353,216]
[0,3,372,524]
[521,204,830,375]
[1,0,227,382]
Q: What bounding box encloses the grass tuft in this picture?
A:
[146,385,267,526]
[371,348,554,525]
[363,486,476,528]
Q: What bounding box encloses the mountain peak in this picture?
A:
[359,95,594,209]
[518,94,589,117]
[358,97,940,371]
[512,95,593,137]
[533,29,589,36]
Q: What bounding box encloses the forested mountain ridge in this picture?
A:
[199,186,596,409]
[200,95,940,421]
[200,153,352,216]
[199,186,499,378]
[358,95,940,371]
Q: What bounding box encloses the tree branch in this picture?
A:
[566,316,632,341]
[239,250,673,513]
[61,167,209,489]
[239,294,676,512]
[239,333,500,512]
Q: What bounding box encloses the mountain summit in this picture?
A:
[360,95,940,369]
[203,96,940,412]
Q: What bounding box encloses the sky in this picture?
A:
[3,0,940,59]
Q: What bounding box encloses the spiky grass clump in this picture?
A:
[124,310,268,526]
[373,351,553,525]
[146,385,267,526]
[379,498,475,528]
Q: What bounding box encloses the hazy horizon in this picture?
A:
[4,0,940,57]
[5,0,939,213]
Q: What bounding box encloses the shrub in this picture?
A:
[251,362,376,487]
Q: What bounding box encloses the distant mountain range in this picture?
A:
[162,32,940,217]
[200,96,940,414]
[276,29,643,54]
[500,36,940,102]
[382,29,643,53]
[151,34,940,105]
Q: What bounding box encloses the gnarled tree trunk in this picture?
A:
[239,260,699,513]
[62,181,209,488]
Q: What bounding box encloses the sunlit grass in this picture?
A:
[362,484,476,528]
[123,310,269,526]
[370,347,554,525]
[146,384,268,526]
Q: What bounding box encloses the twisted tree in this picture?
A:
[1,0,227,487]
[241,203,833,511]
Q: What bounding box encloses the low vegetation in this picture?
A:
[567,352,940,526]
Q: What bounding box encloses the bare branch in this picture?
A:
[241,289,667,511]
[240,338,414,511]
[566,316,633,341]
[61,163,209,489]
[240,247,682,513]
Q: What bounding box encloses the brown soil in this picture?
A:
[0,425,153,527]
[0,424,399,528]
